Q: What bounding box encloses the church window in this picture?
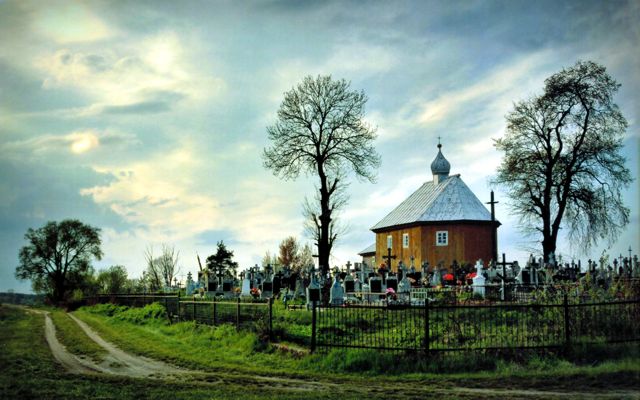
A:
[402,233,409,248]
[436,231,448,246]
[387,235,393,249]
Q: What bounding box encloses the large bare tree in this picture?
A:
[494,61,632,262]
[263,75,380,274]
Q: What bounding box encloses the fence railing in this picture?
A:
[84,293,639,354]
[311,296,640,353]
[84,295,273,336]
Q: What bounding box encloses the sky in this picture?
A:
[1,0,638,292]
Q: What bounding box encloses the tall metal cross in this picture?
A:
[486,190,499,263]
[383,247,396,271]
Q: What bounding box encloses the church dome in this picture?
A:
[430,143,450,179]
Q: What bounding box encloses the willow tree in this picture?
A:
[15,219,102,303]
[494,61,631,262]
[263,75,380,274]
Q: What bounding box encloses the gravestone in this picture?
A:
[386,276,398,292]
[472,260,486,298]
[261,280,273,299]
[186,272,196,296]
[222,280,234,298]
[329,273,344,305]
[343,274,355,293]
[306,276,321,309]
[273,274,282,296]
[430,265,442,286]
[369,277,383,293]
[241,271,252,296]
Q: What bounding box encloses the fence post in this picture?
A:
[213,297,217,325]
[193,298,197,323]
[268,297,273,341]
[424,299,430,354]
[311,301,317,353]
[563,292,571,349]
[236,297,241,329]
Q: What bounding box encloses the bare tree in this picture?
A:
[144,244,180,290]
[263,75,380,274]
[494,61,632,262]
[302,180,349,267]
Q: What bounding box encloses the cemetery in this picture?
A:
[87,249,640,354]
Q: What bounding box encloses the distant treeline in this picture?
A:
[0,292,44,306]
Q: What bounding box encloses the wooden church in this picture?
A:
[370,143,499,271]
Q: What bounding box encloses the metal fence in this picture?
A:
[311,296,640,353]
[85,294,272,336]
[178,298,272,334]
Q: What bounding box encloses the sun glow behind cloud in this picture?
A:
[70,132,100,154]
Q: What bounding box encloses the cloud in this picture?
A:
[79,144,222,242]
[31,3,115,44]
[415,51,553,126]
[35,31,225,113]
[1,129,139,158]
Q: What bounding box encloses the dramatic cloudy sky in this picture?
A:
[1,0,638,292]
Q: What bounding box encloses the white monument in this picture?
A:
[472,259,486,298]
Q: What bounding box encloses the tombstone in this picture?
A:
[421,261,430,274]
[329,273,344,305]
[369,276,383,293]
[186,272,196,296]
[472,260,486,298]
[397,261,405,281]
[516,268,530,285]
[397,274,411,294]
[220,279,233,298]
[241,272,252,297]
[261,280,273,299]
[511,261,521,279]
[273,272,282,296]
[430,264,442,287]
[306,276,321,309]
[386,276,398,292]
[343,274,355,294]
[294,276,305,299]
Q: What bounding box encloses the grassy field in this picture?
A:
[1,303,639,399]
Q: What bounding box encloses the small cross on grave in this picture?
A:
[345,261,352,274]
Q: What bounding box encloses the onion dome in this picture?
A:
[430,143,450,183]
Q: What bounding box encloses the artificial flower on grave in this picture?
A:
[385,287,397,300]
[250,287,261,298]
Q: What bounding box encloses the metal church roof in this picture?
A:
[371,174,493,231]
[358,243,376,256]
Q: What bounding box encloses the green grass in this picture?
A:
[2,303,639,399]
[0,305,393,399]
[75,303,308,377]
[49,309,108,362]
[76,303,640,380]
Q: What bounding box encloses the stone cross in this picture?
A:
[345,261,352,274]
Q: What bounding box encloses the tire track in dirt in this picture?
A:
[49,311,340,391]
